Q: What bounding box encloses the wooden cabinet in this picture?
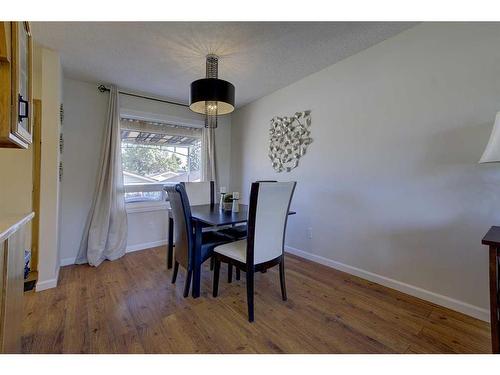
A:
[0,22,11,62]
[0,213,34,353]
[0,22,33,149]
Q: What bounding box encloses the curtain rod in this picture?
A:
[97,84,189,108]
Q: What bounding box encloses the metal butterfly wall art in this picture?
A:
[268,110,312,172]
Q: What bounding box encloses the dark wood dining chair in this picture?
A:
[181,180,226,272]
[218,180,278,282]
[165,184,231,297]
[212,181,296,322]
[167,181,214,270]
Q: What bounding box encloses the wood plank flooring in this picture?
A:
[22,247,491,353]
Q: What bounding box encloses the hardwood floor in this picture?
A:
[22,246,491,353]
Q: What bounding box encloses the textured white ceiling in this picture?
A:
[32,22,416,107]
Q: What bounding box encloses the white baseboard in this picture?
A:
[36,266,60,292]
[36,278,58,291]
[126,239,167,253]
[60,256,77,266]
[59,240,168,267]
[285,245,490,322]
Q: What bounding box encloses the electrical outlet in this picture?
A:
[307,227,313,239]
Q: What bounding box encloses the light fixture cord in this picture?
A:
[205,54,219,128]
[206,54,218,79]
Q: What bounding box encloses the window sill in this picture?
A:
[126,201,170,214]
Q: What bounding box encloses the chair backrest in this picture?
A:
[180,181,214,206]
[165,184,193,269]
[246,181,296,266]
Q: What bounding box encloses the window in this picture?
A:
[120,118,202,204]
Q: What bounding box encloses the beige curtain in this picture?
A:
[201,127,217,185]
[76,86,128,266]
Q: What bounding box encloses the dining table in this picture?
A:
[167,203,296,298]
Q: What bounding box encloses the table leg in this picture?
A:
[192,220,202,298]
[489,245,500,354]
[167,216,174,269]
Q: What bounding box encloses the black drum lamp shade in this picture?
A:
[189,78,235,115]
[189,54,235,128]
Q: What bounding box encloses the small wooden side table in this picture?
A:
[482,226,500,353]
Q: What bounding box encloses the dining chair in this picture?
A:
[212,181,296,322]
[219,180,277,242]
[219,180,278,282]
[165,184,231,297]
[180,181,214,206]
[167,180,214,270]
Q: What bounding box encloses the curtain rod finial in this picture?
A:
[98,84,109,93]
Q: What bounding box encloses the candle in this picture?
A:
[231,192,240,212]
[219,187,226,211]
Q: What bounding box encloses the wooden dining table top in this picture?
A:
[188,203,296,227]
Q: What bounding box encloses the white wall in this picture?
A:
[36,47,63,290]
[59,78,108,265]
[230,23,500,321]
[0,149,32,215]
[59,78,232,265]
[126,206,169,252]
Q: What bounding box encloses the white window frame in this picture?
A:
[124,183,170,213]
[120,115,203,212]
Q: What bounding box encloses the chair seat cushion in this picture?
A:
[200,232,232,262]
[218,225,247,240]
[214,239,247,263]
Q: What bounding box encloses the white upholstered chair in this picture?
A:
[212,181,296,322]
[180,181,215,206]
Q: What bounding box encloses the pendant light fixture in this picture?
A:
[190,54,235,128]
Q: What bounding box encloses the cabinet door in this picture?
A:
[0,229,25,353]
[10,22,32,147]
[0,22,11,62]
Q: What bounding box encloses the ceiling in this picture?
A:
[32,22,416,107]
